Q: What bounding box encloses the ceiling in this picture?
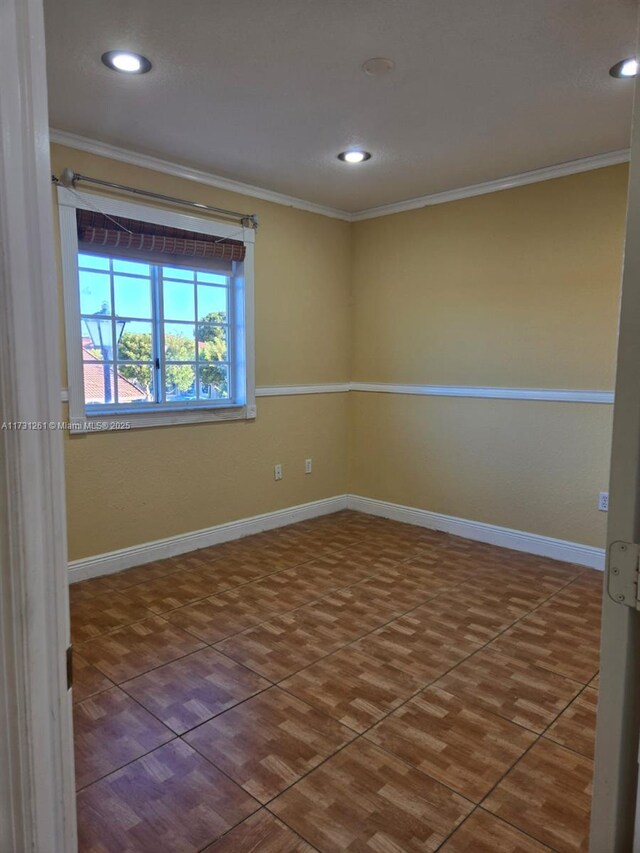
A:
[44,0,637,213]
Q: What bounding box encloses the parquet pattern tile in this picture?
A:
[281,643,431,732]
[73,686,173,789]
[76,740,257,852]
[201,810,316,852]
[165,572,321,644]
[440,808,553,851]
[69,512,603,852]
[213,610,350,681]
[121,647,269,734]
[71,591,153,643]
[77,615,206,683]
[435,647,583,733]
[488,611,600,684]
[545,687,598,759]
[72,654,113,704]
[184,687,355,802]
[351,611,479,677]
[408,594,518,646]
[123,565,256,613]
[483,739,593,852]
[366,686,537,802]
[271,738,472,852]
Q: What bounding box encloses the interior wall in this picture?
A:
[350,165,628,547]
[51,144,351,560]
[53,143,627,560]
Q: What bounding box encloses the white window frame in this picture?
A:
[57,187,255,431]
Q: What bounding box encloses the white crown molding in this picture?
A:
[347,495,605,570]
[50,128,629,224]
[49,129,352,222]
[350,382,615,403]
[68,495,347,581]
[256,383,350,396]
[349,149,631,222]
[61,383,613,404]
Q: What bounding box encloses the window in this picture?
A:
[58,189,255,430]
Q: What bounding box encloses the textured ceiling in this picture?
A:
[44,0,637,212]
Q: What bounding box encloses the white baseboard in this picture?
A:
[68,495,348,582]
[346,495,605,570]
[68,492,605,582]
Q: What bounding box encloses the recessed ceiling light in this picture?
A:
[338,150,371,164]
[362,57,395,76]
[609,57,638,78]
[101,51,152,74]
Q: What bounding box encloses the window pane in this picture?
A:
[116,362,155,403]
[165,364,196,402]
[114,275,152,319]
[163,280,195,321]
[83,361,115,406]
[118,321,153,361]
[197,285,227,323]
[79,253,110,271]
[82,317,114,358]
[163,266,194,281]
[197,271,228,285]
[79,270,111,315]
[198,364,229,400]
[197,325,227,361]
[112,258,150,276]
[165,323,196,361]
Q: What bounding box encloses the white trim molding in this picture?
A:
[350,382,615,404]
[62,382,613,405]
[68,495,348,582]
[350,149,631,221]
[1,0,77,848]
[256,383,350,397]
[50,129,629,224]
[347,495,605,570]
[49,129,352,222]
[69,491,604,583]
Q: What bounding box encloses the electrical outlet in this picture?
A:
[598,491,609,512]
[304,458,313,474]
[274,464,282,481]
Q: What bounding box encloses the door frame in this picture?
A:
[0,0,76,849]
[590,49,640,853]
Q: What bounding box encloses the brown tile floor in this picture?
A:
[70,510,601,852]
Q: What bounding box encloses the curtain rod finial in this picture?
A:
[58,168,76,188]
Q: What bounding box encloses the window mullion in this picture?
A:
[152,265,163,405]
[194,279,200,400]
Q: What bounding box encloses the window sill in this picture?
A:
[69,403,256,433]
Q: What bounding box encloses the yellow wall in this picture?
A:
[51,144,351,560]
[350,166,628,547]
[349,394,613,546]
[53,143,627,559]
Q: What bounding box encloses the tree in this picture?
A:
[117,332,153,399]
[197,312,228,397]
[115,312,229,401]
[165,334,197,394]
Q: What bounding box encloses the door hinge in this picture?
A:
[607,541,640,609]
[66,645,73,690]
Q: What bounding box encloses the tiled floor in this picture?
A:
[70,510,600,852]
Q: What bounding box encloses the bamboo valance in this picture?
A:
[76,210,246,262]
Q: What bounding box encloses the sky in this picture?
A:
[78,253,229,348]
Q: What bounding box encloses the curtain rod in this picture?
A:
[51,168,259,229]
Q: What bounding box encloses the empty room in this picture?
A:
[3,1,640,851]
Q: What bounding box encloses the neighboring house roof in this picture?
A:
[82,346,147,403]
